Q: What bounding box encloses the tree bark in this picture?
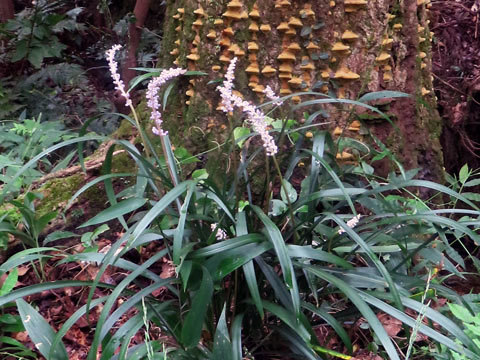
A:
[0,0,14,23]
[122,0,152,91]
[157,0,443,182]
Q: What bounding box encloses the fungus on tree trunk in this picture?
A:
[156,0,443,184]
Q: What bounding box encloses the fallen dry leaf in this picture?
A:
[377,312,402,337]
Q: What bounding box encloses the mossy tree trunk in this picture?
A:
[158,0,443,181]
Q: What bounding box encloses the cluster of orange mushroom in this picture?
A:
[276,14,304,100]
[171,8,184,66]
[418,0,434,96]
[245,4,265,96]
[219,0,248,66]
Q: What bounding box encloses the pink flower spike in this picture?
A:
[216,57,278,156]
[263,85,284,106]
[146,68,187,136]
[105,45,132,108]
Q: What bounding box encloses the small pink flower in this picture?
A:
[217,58,278,156]
[146,68,187,136]
[105,45,132,108]
[211,223,228,240]
[338,214,362,234]
[263,85,283,106]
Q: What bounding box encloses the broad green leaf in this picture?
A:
[459,164,470,185]
[461,192,480,202]
[17,299,68,360]
[192,169,209,180]
[78,197,146,228]
[280,179,298,203]
[234,127,251,148]
[181,267,214,348]
[270,199,287,216]
[449,303,473,324]
[27,48,44,68]
[0,268,18,296]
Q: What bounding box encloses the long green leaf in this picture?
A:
[17,299,68,360]
[0,247,57,273]
[206,242,272,281]
[328,213,404,312]
[262,301,310,342]
[102,145,127,230]
[78,197,146,228]
[64,173,133,211]
[231,314,244,360]
[87,250,167,360]
[251,205,299,317]
[359,292,480,359]
[84,181,191,326]
[237,211,264,318]
[304,151,356,214]
[190,233,263,258]
[288,245,353,269]
[0,268,18,296]
[302,302,352,353]
[100,282,172,340]
[102,314,145,360]
[181,267,214,348]
[173,182,195,264]
[358,91,410,103]
[305,266,400,360]
[0,281,112,307]
[212,305,232,360]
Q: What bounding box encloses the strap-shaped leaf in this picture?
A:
[17,299,68,360]
[251,205,300,317]
[78,197,146,228]
[212,305,232,359]
[181,266,213,348]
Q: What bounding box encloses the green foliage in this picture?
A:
[0,67,479,360]
[4,0,85,68]
[0,113,74,194]
[0,192,57,249]
[0,268,37,360]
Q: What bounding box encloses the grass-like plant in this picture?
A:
[0,48,479,360]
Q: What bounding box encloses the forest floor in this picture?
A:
[432,0,480,174]
[3,1,480,359]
